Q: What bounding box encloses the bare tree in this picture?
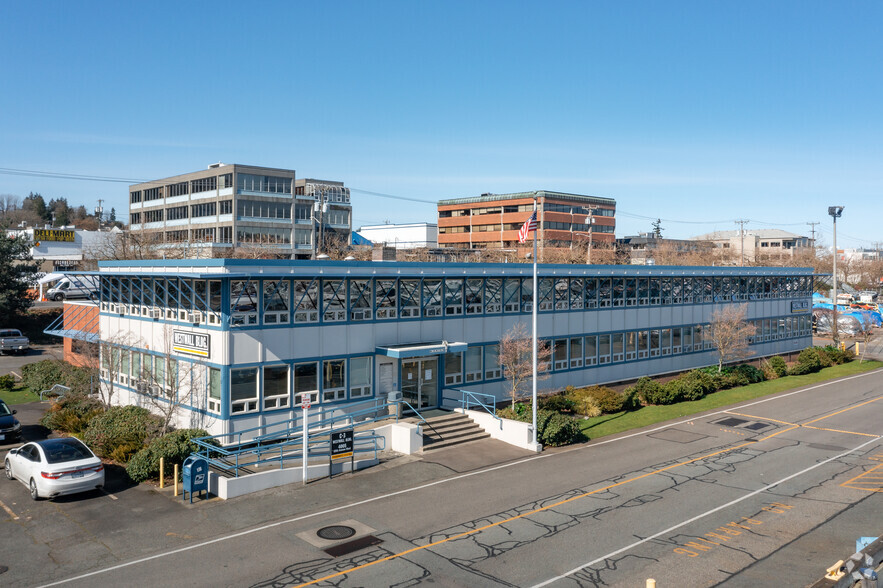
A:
[499,322,552,408]
[709,304,757,372]
[138,326,204,434]
[84,230,165,264]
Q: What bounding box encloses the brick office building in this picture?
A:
[437,191,616,256]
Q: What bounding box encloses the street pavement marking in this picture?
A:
[0,498,19,520]
[36,367,883,588]
[725,412,797,426]
[840,463,883,493]
[802,394,883,426]
[803,425,880,438]
[100,489,118,501]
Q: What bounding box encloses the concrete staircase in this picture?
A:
[417,412,490,451]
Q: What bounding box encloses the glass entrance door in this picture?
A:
[401,357,438,410]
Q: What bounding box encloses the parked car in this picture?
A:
[0,399,22,443]
[46,276,99,301]
[5,438,104,500]
[0,328,29,355]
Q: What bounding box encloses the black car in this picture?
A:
[0,399,23,444]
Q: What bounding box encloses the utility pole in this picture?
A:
[735,219,749,266]
[318,187,326,256]
[806,221,819,257]
[828,206,844,347]
[584,206,598,264]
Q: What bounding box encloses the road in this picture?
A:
[1,369,881,587]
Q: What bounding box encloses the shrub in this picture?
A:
[628,376,664,405]
[767,356,788,378]
[820,345,853,365]
[669,370,716,401]
[812,347,834,368]
[126,429,215,483]
[733,364,765,384]
[538,394,575,413]
[567,386,624,414]
[0,374,14,390]
[83,405,162,461]
[39,392,104,435]
[21,360,66,396]
[789,348,824,376]
[621,386,643,411]
[536,410,582,447]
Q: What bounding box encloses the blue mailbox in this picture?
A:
[182,455,209,503]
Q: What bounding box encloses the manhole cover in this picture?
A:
[317,525,356,541]
[716,417,748,427]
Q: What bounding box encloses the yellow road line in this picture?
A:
[841,462,883,492]
[0,498,19,520]
[725,412,797,426]
[292,440,756,587]
[802,395,883,426]
[294,398,882,587]
[803,426,880,438]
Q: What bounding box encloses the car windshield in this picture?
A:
[0,330,22,337]
[0,402,11,416]
[41,438,94,463]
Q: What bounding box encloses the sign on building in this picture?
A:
[172,330,210,357]
[34,229,75,243]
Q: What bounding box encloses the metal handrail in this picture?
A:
[40,384,70,401]
[399,400,441,438]
[452,388,502,429]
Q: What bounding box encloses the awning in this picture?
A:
[37,272,65,284]
[375,341,468,359]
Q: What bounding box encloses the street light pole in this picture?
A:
[828,206,844,346]
[584,206,597,264]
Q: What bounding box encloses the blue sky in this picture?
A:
[1,1,880,248]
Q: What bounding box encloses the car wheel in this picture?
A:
[4,460,12,480]
[29,478,40,500]
[53,293,65,301]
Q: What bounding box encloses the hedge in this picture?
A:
[82,405,163,462]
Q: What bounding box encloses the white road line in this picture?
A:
[530,434,882,588]
[37,368,883,587]
[100,489,118,501]
[0,498,19,520]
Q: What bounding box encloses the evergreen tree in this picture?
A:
[0,232,39,317]
[109,207,117,223]
[23,192,49,222]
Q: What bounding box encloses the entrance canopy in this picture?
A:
[376,341,467,359]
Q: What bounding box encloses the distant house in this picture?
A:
[616,233,713,265]
[691,229,812,263]
[357,223,438,249]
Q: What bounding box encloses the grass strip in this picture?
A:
[579,361,883,440]
[1,384,41,406]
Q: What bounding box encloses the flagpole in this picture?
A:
[531,193,538,447]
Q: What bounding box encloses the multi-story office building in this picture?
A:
[692,229,813,264]
[438,190,616,253]
[128,164,352,258]
[50,259,813,442]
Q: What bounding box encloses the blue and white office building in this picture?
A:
[92,259,814,440]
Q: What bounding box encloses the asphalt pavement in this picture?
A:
[1,366,880,587]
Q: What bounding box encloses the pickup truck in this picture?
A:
[0,329,29,355]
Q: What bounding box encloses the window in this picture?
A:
[323,359,346,402]
[130,190,142,203]
[350,357,372,399]
[168,181,189,197]
[230,280,258,326]
[294,362,318,406]
[143,209,164,223]
[191,176,217,193]
[237,200,291,220]
[445,352,463,385]
[484,344,501,379]
[444,279,464,316]
[585,335,597,365]
[598,334,611,364]
[231,368,258,413]
[130,212,141,224]
[237,173,292,194]
[167,205,188,220]
[349,279,372,321]
[553,339,568,370]
[263,279,290,324]
[375,279,397,319]
[144,187,162,201]
[322,279,347,322]
[570,337,583,368]
[263,365,289,409]
[208,368,221,413]
[191,202,217,218]
[611,333,624,362]
[293,279,319,323]
[219,200,232,215]
[465,347,483,382]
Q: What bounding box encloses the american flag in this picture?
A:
[518,211,537,243]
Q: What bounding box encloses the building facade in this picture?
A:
[692,229,812,263]
[128,164,352,258]
[6,226,119,273]
[63,259,813,443]
[616,233,714,265]
[437,191,616,253]
[357,223,439,249]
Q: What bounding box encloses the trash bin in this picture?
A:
[182,456,208,503]
[388,390,403,418]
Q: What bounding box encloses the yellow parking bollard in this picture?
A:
[646,580,656,588]
[159,457,165,489]
[174,464,179,497]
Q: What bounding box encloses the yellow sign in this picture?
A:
[33,229,75,242]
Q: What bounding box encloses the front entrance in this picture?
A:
[401,357,438,410]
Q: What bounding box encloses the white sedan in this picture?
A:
[5,438,105,500]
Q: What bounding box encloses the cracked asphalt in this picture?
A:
[1,368,881,587]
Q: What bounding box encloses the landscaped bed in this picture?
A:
[498,346,883,447]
